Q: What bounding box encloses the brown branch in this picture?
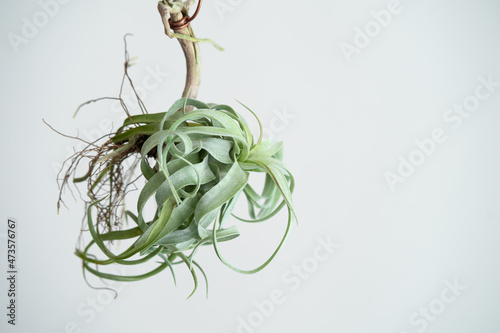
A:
[158,1,201,100]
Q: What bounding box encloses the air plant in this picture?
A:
[55,0,296,297]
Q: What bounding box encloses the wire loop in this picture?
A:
[169,0,203,30]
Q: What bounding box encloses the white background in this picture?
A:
[1,0,500,332]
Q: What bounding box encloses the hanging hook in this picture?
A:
[169,0,203,30]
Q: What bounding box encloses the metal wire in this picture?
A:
[169,0,203,30]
